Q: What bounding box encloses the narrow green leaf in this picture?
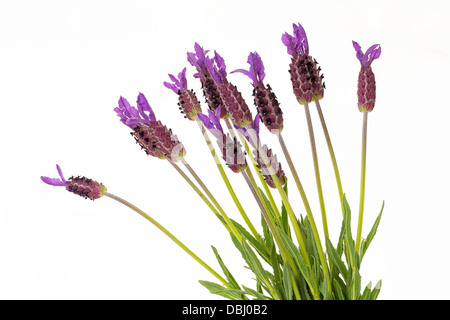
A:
[260,213,274,253]
[198,280,243,300]
[277,227,314,291]
[333,278,345,300]
[361,201,385,260]
[242,285,272,300]
[240,239,272,295]
[230,218,270,263]
[348,267,361,300]
[282,262,293,300]
[269,241,283,286]
[370,280,382,300]
[337,218,346,256]
[361,281,372,300]
[325,238,348,279]
[211,246,240,290]
[343,195,360,269]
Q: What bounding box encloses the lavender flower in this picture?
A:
[115,93,186,162]
[164,67,202,121]
[210,51,253,128]
[187,43,227,118]
[282,23,325,105]
[197,106,247,173]
[232,52,283,133]
[235,116,286,188]
[188,44,253,127]
[41,164,107,200]
[353,41,381,112]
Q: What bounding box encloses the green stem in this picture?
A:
[356,112,368,253]
[103,191,231,288]
[193,115,255,240]
[314,99,344,216]
[303,103,329,239]
[168,159,241,240]
[314,99,354,269]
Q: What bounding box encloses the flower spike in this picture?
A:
[187,44,227,118]
[282,22,325,104]
[209,51,253,128]
[353,41,381,112]
[41,164,107,200]
[164,67,202,120]
[116,93,186,162]
[232,52,283,132]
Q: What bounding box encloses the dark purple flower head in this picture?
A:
[164,68,188,93]
[353,41,381,112]
[282,23,309,58]
[352,41,381,68]
[115,93,156,127]
[231,52,266,87]
[41,165,107,200]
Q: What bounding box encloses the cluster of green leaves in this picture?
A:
[200,187,384,300]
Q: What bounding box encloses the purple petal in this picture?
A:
[352,40,364,64]
[179,67,187,91]
[251,114,260,136]
[137,92,156,122]
[365,44,381,66]
[230,68,251,77]
[210,107,223,133]
[282,23,309,57]
[164,81,179,93]
[248,52,265,85]
[293,23,308,55]
[56,164,66,183]
[41,176,68,186]
[281,32,296,56]
[198,111,222,138]
[41,164,68,187]
[206,56,223,84]
[168,73,180,86]
[214,51,227,80]
[197,112,214,130]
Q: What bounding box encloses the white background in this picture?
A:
[1,0,449,300]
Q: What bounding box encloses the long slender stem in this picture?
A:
[168,159,241,240]
[193,115,257,240]
[103,191,231,288]
[303,103,329,239]
[356,112,368,252]
[314,99,353,269]
[314,99,344,216]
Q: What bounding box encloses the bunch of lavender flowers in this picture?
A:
[42,22,384,300]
